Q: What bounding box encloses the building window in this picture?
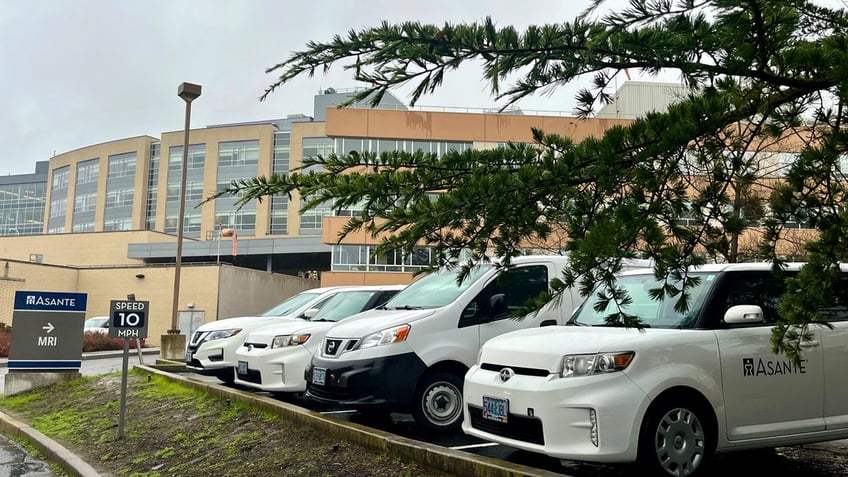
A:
[214,211,256,236]
[72,222,95,232]
[269,195,288,235]
[104,217,132,231]
[49,198,67,218]
[168,144,205,171]
[52,167,69,191]
[108,152,137,178]
[167,181,204,203]
[74,192,97,213]
[331,245,432,272]
[218,140,259,167]
[105,188,134,208]
[164,213,202,235]
[76,159,100,185]
[273,131,291,174]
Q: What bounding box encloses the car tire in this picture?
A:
[412,372,464,433]
[637,397,711,477]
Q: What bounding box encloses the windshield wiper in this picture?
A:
[388,305,423,310]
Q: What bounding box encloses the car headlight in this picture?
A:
[357,324,411,350]
[204,329,242,342]
[271,334,310,348]
[559,352,634,378]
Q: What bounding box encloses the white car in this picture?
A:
[462,262,848,477]
[186,286,376,383]
[233,285,404,393]
[83,316,109,334]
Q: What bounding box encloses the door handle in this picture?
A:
[800,340,821,348]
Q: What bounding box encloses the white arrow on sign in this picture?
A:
[42,323,55,333]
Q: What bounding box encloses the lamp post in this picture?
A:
[169,82,201,340]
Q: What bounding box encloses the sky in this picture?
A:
[1,0,841,176]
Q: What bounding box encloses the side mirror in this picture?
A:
[724,305,764,324]
[302,308,320,319]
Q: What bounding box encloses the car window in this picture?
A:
[460,265,549,327]
[571,272,717,328]
[260,292,322,316]
[309,291,379,322]
[719,271,791,324]
[84,317,108,327]
[384,265,491,309]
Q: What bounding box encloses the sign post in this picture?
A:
[109,298,149,439]
[6,291,87,396]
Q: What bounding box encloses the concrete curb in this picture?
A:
[139,364,567,477]
[0,411,101,477]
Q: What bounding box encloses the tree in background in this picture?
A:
[210,0,848,360]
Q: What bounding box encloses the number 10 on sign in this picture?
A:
[113,311,145,328]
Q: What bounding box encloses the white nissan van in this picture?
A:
[304,255,648,432]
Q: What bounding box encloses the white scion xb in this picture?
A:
[186,286,371,383]
[462,262,848,477]
[233,285,404,393]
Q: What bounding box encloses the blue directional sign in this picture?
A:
[9,291,87,370]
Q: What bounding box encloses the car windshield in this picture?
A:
[383,265,491,309]
[309,291,382,322]
[260,292,322,317]
[570,272,718,329]
[84,317,108,327]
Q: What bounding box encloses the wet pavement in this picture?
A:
[0,435,55,477]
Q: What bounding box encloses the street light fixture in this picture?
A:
[169,82,202,334]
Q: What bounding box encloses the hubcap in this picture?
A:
[423,382,462,426]
[654,407,705,477]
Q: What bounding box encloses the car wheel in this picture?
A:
[412,372,464,433]
[638,399,711,477]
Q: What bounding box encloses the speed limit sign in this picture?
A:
[108,299,149,339]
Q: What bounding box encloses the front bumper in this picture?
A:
[304,351,426,411]
[184,335,245,374]
[462,365,647,464]
[233,346,312,393]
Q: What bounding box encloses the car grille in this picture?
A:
[322,338,359,357]
[467,404,545,445]
[480,362,550,377]
[306,382,361,402]
[237,368,262,385]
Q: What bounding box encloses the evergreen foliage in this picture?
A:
[207,0,848,362]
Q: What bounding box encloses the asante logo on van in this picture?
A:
[743,357,807,377]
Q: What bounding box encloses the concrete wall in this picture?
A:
[217,266,318,319]
[0,230,175,266]
[0,259,319,346]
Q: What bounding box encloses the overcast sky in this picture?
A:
[1,1,841,176]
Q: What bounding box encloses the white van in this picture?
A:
[304,255,647,432]
[186,286,380,383]
[462,263,848,476]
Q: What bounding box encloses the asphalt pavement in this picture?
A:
[0,434,55,477]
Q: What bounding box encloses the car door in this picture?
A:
[822,272,848,430]
[713,271,824,440]
[461,263,556,348]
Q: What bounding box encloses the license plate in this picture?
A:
[312,367,326,386]
[185,350,192,364]
[237,361,248,375]
[482,395,509,423]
